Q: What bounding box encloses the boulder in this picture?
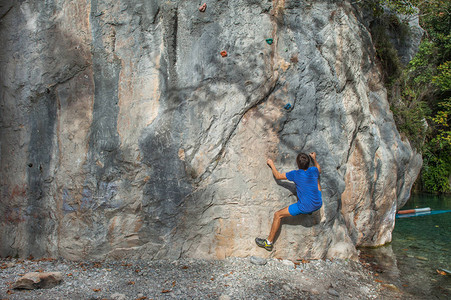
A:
[328,288,340,297]
[13,272,63,290]
[250,256,267,266]
[111,293,127,300]
[0,0,422,260]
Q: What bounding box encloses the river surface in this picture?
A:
[360,193,451,299]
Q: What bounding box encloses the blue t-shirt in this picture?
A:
[286,167,322,213]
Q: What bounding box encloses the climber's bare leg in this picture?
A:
[267,207,291,243]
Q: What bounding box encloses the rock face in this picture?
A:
[389,12,424,65]
[0,0,421,260]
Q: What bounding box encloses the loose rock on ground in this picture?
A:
[0,257,418,299]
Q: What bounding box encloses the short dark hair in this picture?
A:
[296,153,310,170]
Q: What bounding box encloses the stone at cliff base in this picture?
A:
[382,283,401,293]
[110,293,127,300]
[328,288,340,297]
[250,256,267,266]
[13,272,63,290]
[281,259,295,269]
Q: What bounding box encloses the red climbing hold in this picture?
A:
[199,3,207,12]
[220,50,227,57]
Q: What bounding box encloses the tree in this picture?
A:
[359,0,451,192]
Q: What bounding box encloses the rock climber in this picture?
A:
[255,152,322,251]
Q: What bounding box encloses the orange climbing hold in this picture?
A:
[199,3,207,12]
[220,50,227,57]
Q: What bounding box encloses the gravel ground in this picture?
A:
[0,256,416,299]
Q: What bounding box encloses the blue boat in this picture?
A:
[396,209,451,218]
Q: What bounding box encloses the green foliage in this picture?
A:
[433,62,451,91]
[422,109,451,192]
[422,150,451,193]
[360,0,451,193]
[387,41,433,150]
[381,0,418,15]
[390,96,429,150]
[369,9,409,85]
[409,40,437,86]
[372,23,403,84]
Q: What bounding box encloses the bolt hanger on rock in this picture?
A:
[266,38,273,45]
[199,3,207,12]
[284,103,292,110]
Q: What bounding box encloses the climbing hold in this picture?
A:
[284,103,292,110]
[220,50,227,57]
[199,3,207,12]
[266,38,273,45]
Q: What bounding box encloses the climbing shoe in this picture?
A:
[255,238,273,251]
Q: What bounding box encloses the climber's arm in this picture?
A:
[267,159,287,180]
[310,152,321,173]
[309,152,322,191]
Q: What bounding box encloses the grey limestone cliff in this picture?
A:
[0,0,422,260]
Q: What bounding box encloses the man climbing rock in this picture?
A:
[256,152,322,251]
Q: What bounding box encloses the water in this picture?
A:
[360,193,451,299]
